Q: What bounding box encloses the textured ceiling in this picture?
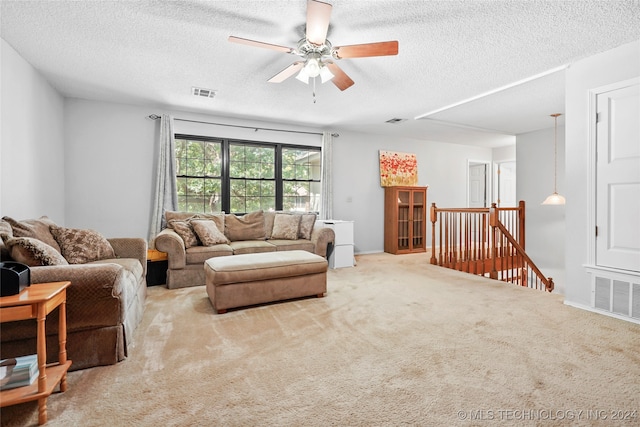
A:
[2,0,639,147]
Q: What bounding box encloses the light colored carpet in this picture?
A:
[2,253,639,427]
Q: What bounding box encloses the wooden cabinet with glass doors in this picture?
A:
[384,186,427,254]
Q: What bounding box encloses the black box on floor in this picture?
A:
[146,260,168,286]
[0,262,30,296]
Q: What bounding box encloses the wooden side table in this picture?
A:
[147,249,168,286]
[0,281,72,425]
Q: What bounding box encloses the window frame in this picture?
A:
[174,133,321,214]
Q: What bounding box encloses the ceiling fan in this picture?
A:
[228,0,399,92]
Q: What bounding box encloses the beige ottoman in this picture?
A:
[205,250,328,313]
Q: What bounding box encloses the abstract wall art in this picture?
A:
[379,150,418,187]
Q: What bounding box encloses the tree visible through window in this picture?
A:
[229,143,276,213]
[175,135,321,214]
[282,147,321,212]
[175,138,222,213]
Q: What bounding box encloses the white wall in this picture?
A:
[62,101,327,239]
[61,99,493,249]
[332,131,492,253]
[516,126,566,294]
[565,40,640,306]
[63,99,158,237]
[1,38,65,222]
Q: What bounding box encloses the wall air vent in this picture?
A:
[587,266,640,322]
[192,87,217,98]
[386,118,407,124]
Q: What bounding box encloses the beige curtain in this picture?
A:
[148,114,178,248]
[320,131,333,220]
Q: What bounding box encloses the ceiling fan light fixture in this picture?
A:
[305,57,321,77]
[295,67,310,84]
[319,64,334,83]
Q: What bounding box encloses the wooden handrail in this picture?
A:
[494,221,554,292]
[430,201,552,292]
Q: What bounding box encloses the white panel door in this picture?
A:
[497,161,516,207]
[468,163,487,208]
[596,82,640,272]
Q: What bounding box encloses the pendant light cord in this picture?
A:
[551,113,561,193]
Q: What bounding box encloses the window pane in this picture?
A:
[246,197,261,212]
[310,181,321,212]
[230,144,274,179]
[282,148,298,179]
[261,181,275,197]
[295,164,310,180]
[230,144,245,160]
[186,141,205,176]
[311,164,321,180]
[204,142,222,177]
[231,179,277,213]
[204,179,222,213]
[282,163,295,180]
[282,181,311,212]
[230,161,244,178]
[230,179,246,213]
[261,162,274,179]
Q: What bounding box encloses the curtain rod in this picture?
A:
[148,114,338,137]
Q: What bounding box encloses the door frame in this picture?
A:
[587,76,640,267]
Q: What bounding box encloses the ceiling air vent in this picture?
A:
[192,87,217,98]
[386,118,406,124]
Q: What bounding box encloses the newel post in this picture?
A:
[430,203,437,265]
[489,203,498,280]
[546,277,555,292]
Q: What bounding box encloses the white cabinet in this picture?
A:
[317,220,354,269]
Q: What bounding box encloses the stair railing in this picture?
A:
[430,201,554,292]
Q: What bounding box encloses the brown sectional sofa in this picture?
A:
[0,216,147,371]
[155,210,335,289]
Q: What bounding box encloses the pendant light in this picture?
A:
[542,113,566,205]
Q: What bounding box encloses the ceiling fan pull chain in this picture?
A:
[313,76,317,103]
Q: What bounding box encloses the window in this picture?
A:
[175,135,321,214]
[229,142,276,213]
[282,147,321,212]
[175,138,222,213]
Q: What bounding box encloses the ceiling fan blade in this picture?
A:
[306,0,332,45]
[268,62,305,83]
[326,63,354,91]
[228,36,294,54]
[333,41,399,59]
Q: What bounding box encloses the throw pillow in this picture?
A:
[195,213,225,233]
[0,220,13,261]
[271,213,301,240]
[298,213,317,240]
[191,219,229,246]
[2,216,61,253]
[263,211,276,239]
[50,226,116,264]
[165,211,197,224]
[2,236,69,266]
[164,211,225,233]
[168,220,199,249]
[224,210,266,241]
